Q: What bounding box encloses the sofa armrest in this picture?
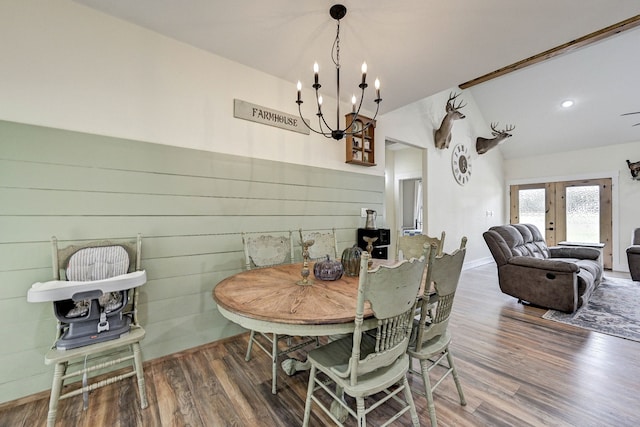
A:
[549,246,600,260]
[509,256,580,273]
[627,245,640,255]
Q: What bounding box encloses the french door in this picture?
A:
[510,178,612,269]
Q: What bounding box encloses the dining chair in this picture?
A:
[241,231,316,394]
[397,231,445,320]
[302,251,425,426]
[407,236,468,427]
[242,231,295,270]
[299,228,339,260]
[27,235,148,427]
[397,230,446,260]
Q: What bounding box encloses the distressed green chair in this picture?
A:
[242,231,316,394]
[299,228,339,260]
[242,231,295,271]
[407,237,467,427]
[302,251,424,426]
[397,230,445,260]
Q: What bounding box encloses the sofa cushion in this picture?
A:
[575,259,601,281]
[489,224,550,259]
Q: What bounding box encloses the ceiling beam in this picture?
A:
[459,14,640,89]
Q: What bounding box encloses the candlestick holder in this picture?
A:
[363,236,378,268]
[297,239,315,286]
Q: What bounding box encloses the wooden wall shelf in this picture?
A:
[345,113,376,166]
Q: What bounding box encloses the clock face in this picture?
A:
[451,144,472,185]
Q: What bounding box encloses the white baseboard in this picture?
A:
[463,257,494,271]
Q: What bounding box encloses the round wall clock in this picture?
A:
[451,143,472,185]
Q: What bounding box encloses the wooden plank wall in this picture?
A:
[0,120,384,403]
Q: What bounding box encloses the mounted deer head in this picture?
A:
[627,159,640,180]
[434,92,466,149]
[476,122,515,154]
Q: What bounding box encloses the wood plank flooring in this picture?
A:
[2,263,639,426]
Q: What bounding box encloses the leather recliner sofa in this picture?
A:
[483,224,603,313]
[626,228,640,281]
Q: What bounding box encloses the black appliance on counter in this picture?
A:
[357,228,391,259]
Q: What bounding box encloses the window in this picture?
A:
[510,178,612,269]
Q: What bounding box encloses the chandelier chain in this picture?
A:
[333,20,340,69]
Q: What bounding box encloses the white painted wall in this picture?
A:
[504,141,640,272]
[0,0,380,176]
[381,89,505,265]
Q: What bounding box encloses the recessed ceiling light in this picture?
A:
[561,100,574,108]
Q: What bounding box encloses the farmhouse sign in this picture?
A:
[234,99,310,135]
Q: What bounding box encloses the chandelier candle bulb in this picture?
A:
[361,62,367,86]
[297,81,302,102]
[375,79,380,100]
[314,62,319,86]
[351,95,357,112]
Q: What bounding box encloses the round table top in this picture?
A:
[213,263,372,326]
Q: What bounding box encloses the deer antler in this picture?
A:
[447,92,466,111]
[490,122,515,134]
[477,122,516,154]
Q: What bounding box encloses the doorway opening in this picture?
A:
[384,139,425,256]
[400,178,423,233]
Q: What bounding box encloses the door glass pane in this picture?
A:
[566,185,599,243]
[518,188,545,234]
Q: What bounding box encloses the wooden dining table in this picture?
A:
[213,262,395,339]
[214,259,430,338]
[213,261,391,391]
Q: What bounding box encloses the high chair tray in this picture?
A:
[27,270,146,303]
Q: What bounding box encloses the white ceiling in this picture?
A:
[73,0,640,159]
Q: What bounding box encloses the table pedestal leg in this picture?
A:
[281,358,310,375]
[330,385,348,423]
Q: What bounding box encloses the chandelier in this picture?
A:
[296,4,381,141]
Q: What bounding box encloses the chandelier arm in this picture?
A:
[315,102,335,134]
[344,118,355,133]
[316,113,331,136]
[343,84,367,133]
[298,103,333,138]
[343,98,381,137]
[349,86,368,128]
[314,84,336,134]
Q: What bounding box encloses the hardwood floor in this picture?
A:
[2,264,639,426]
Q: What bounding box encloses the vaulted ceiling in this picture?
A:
[74,0,640,159]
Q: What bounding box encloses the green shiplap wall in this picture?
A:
[0,120,384,403]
